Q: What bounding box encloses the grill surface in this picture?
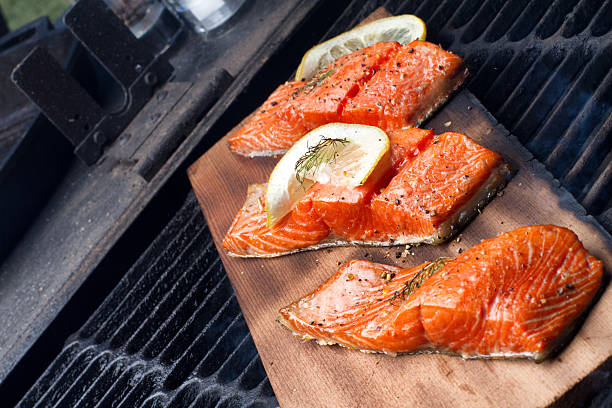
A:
[18,193,277,408]
[11,0,612,406]
[393,0,611,225]
[426,0,611,222]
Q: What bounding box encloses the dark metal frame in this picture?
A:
[12,0,174,165]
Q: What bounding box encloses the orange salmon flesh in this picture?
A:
[223,130,511,257]
[229,41,468,157]
[278,225,604,361]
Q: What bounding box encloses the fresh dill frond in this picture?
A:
[297,66,338,94]
[294,137,350,185]
[390,257,452,304]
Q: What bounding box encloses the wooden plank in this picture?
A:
[188,89,612,408]
[188,11,612,406]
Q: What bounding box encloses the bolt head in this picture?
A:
[93,131,106,145]
[144,72,158,85]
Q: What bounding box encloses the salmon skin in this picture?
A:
[278,225,604,361]
[229,41,468,157]
[223,129,511,257]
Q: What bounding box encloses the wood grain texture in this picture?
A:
[189,89,612,408]
[188,11,611,405]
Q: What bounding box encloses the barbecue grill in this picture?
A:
[0,0,610,406]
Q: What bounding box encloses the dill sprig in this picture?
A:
[390,257,452,304]
[294,137,350,185]
[297,66,337,94]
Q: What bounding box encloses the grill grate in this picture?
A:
[14,0,612,406]
[18,193,277,407]
[383,0,612,224]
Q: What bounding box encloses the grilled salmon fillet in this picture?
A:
[278,225,604,361]
[228,41,468,157]
[223,130,510,257]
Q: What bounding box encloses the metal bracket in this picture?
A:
[11,0,174,165]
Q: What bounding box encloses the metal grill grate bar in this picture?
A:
[158,275,236,365]
[527,46,611,159]
[46,351,113,408]
[495,47,566,128]
[17,193,278,407]
[80,202,203,339]
[142,262,228,360]
[162,295,242,389]
[196,314,250,379]
[124,242,218,354]
[547,67,612,180]
[563,113,612,197]
[583,152,612,211]
[512,47,588,143]
[28,347,100,408]
[482,0,530,43]
[73,357,131,408]
[17,343,82,407]
[114,370,164,408]
[98,223,210,345]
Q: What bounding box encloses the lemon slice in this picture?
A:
[265,123,390,227]
[296,14,426,81]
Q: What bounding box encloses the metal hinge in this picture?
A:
[11,0,178,165]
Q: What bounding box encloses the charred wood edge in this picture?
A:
[547,272,611,407]
[599,209,612,234]
[550,358,612,408]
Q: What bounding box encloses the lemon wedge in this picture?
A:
[296,14,426,81]
[265,123,390,227]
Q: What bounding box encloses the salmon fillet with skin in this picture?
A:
[223,130,511,257]
[371,132,508,242]
[228,41,467,157]
[278,225,604,361]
